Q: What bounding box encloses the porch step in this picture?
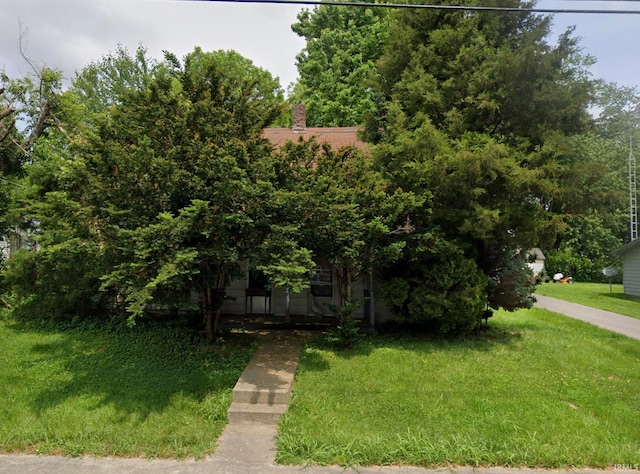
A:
[225,331,316,427]
[227,401,287,424]
[232,383,292,405]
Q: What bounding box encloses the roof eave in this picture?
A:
[613,238,640,256]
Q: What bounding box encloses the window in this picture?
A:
[310,266,333,297]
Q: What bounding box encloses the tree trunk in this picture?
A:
[368,264,376,329]
[213,307,222,340]
[346,268,352,305]
[204,285,215,342]
[285,287,291,323]
[204,268,228,343]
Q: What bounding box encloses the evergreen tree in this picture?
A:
[6,48,284,339]
[369,5,596,325]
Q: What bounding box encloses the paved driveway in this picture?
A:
[535,295,640,341]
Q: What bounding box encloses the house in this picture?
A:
[219,104,383,324]
[613,239,640,297]
[527,248,546,281]
[263,104,367,151]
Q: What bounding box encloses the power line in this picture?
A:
[178,0,640,14]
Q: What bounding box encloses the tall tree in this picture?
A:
[368,5,596,324]
[373,6,594,145]
[7,48,284,339]
[290,2,390,126]
[71,44,157,116]
[1,58,61,275]
[539,83,639,281]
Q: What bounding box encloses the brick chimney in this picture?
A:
[291,103,306,131]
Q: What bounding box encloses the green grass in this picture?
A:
[0,315,256,459]
[535,282,640,320]
[278,309,640,468]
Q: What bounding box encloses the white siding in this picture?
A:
[271,287,317,317]
[623,245,640,297]
[528,259,545,277]
[218,260,397,323]
[0,239,8,260]
[224,275,248,314]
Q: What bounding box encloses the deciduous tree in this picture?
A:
[290,3,390,126]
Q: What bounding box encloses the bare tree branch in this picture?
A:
[0,117,16,143]
[24,100,50,151]
[0,106,16,121]
[17,20,42,78]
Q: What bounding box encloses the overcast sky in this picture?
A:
[1,0,639,93]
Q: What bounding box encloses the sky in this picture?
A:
[1,0,639,93]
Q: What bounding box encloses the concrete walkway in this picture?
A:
[535,295,640,341]
[210,329,316,471]
[4,454,634,474]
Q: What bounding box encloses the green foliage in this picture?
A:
[374,10,594,144]
[256,224,316,321]
[361,4,598,320]
[1,66,62,261]
[70,44,157,116]
[274,137,420,312]
[381,241,487,334]
[325,313,361,349]
[257,225,315,295]
[545,133,629,221]
[6,47,285,337]
[373,114,551,319]
[545,249,618,284]
[485,247,536,311]
[291,3,390,126]
[545,211,623,282]
[3,242,108,319]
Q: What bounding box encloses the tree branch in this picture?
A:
[0,117,17,143]
[0,106,16,121]
[24,100,50,151]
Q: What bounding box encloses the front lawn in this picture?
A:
[535,282,640,320]
[278,308,640,468]
[0,315,256,459]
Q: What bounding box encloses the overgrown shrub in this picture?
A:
[485,248,536,311]
[380,249,487,334]
[2,245,110,320]
[326,301,362,348]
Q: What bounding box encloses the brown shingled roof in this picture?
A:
[263,127,368,151]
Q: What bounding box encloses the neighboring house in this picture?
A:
[527,248,546,280]
[613,239,640,297]
[219,104,380,322]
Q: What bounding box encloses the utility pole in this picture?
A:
[630,139,638,241]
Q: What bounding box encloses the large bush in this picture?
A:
[380,246,487,334]
[545,249,622,283]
